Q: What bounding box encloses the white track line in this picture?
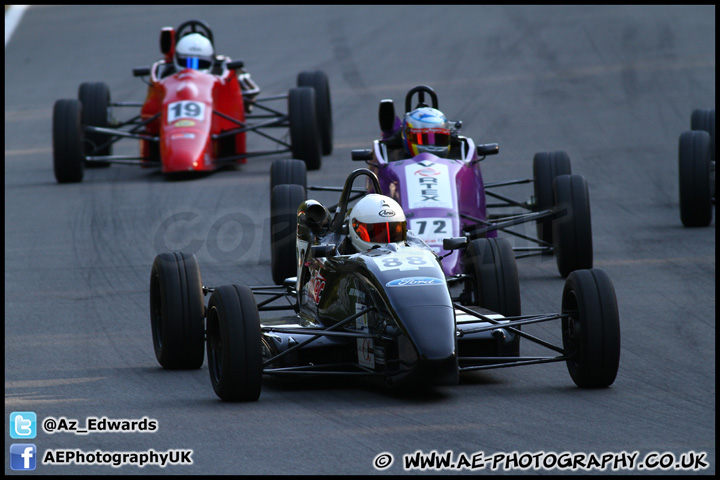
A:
[5,5,29,47]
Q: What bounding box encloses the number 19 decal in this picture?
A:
[167,101,205,123]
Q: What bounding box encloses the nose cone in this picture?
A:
[394,305,458,386]
[161,132,209,173]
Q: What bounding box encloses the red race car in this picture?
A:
[52,19,332,183]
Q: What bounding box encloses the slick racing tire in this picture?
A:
[52,99,85,183]
[206,284,262,402]
[533,151,571,245]
[552,174,593,278]
[271,184,306,285]
[270,158,307,192]
[288,87,322,171]
[78,82,112,167]
[464,237,521,317]
[691,108,715,161]
[297,70,333,155]
[678,130,713,227]
[149,252,205,369]
[561,269,620,388]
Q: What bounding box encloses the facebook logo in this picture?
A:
[10,444,37,471]
[10,411,36,439]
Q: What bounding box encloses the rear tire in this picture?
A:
[297,70,333,155]
[270,158,307,192]
[271,184,306,285]
[206,285,263,402]
[690,108,715,161]
[78,82,112,167]
[679,130,713,227]
[533,151,571,244]
[149,252,205,369]
[52,99,85,183]
[288,87,322,171]
[562,269,620,388]
[552,174,593,278]
[464,237,521,317]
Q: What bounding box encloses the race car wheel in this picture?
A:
[206,284,262,402]
[271,184,306,285]
[149,252,205,369]
[78,82,112,167]
[270,158,307,192]
[690,108,715,161]
[289,86,322,171]
[464,237,521,317]
[552,174,593,278]
[561,269,620,388]
[533,151,571,245]
[678,130,713,227]
[297,70,333,155]
[52,99,85,183]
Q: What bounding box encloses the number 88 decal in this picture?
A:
[375,254,429,271]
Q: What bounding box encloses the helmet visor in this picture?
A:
[406,128,450,147]
[353,220,407,244]
[181,56,213,70]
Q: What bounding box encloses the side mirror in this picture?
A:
[311,244,337,257]
[442,237,468,250]
[160,27,175,60]
[133,67,151,77]
[476,143,500,158]
[351,149,372,161]
[226,60,245,70]
[378,99,396,132]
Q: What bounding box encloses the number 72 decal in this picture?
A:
[408,217,453,245]
[167,101,205,123]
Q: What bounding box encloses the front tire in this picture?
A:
[552,174,593,277]
[562,269,620,388]
[206,285,263,402]
[149,252,205,369]
[288,87,322,171]
[52,99,85,183]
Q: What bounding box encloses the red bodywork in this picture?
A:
[140,64,246,173]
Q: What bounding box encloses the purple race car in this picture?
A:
[348,85,593,279]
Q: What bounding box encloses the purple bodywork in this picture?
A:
[367,136,496,276]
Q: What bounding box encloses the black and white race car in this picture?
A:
[149,168,620,401]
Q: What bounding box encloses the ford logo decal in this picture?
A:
[386,277,444,287]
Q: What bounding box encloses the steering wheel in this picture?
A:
[404,85,439,113]
[175,19,214,46]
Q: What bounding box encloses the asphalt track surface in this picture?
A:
[5,5,715,475]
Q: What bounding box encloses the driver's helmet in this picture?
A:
[401,107,451,158]
[348,194,407,252]
[174,33,214,71]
